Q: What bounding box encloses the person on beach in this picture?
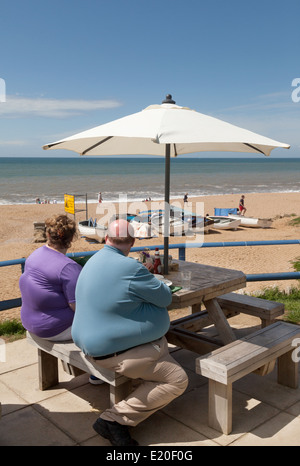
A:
[72,219,188,446]
[97,192,103,203]
[184,193,188,203]
[19,214,82,341]
[239,195,247,216]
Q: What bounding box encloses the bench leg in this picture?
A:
[38,349,59,390]
[208,379,232,435]
[261,318,276,328]
[61,361,85,377]
[278,349,299,389]
[109,380,132,407]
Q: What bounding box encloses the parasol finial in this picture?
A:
[162,94,176,104]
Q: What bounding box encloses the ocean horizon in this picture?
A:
[0,156,299,206]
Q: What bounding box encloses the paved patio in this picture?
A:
[1,325,300,447]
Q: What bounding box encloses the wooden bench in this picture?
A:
[196,321,300,434]
[26,332,132,407]
[217,292,285,327]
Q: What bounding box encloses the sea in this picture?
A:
[0,156,299,206]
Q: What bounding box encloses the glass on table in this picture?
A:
[180,271,192,290]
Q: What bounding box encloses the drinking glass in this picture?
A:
[180,271,192,290]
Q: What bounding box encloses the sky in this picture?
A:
[0,0,299,158]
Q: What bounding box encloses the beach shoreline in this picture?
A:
[1,189,299,207]
[0,191,300,322]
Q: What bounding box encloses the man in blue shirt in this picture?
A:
[72,219,188,446]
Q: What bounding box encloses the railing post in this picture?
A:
[178,247,186,261]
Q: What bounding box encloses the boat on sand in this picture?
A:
[169,205,214,233]
[79,215,156,241]
[151,211,190,236]
[207,216,241,230]
[228,214,273,228]
[214,208,272,228]
[78,219,107,242]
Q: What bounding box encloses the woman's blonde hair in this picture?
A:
[45,214,77,249]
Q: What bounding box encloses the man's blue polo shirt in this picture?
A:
[72,245,172,357]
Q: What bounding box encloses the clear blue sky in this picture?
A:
[0,0,299,157]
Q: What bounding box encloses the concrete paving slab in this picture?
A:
[133,411,220,446]
[161,384,280,446]
[1,338,300,446]
[231,412,300,446]
[235,370,300,410]
[35,383,111,443]
[0,406,76,446]
[285,399,300,417]
[0,338,37,373]
[0,380,27,416]
[0,362,88,404]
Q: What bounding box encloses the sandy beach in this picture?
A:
[0,191,300,323]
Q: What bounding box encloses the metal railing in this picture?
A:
[1,240,300,312]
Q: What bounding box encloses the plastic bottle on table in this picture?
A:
[153,248,162,274]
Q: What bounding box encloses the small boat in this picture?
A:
[130,219,156,238]
[228,214,273,228]
[197,216,215,233]
[107,212,157,238]
[151,211,190,236]
[169,205,213,233]
[135,209,163,224]
[133,208,189,236]
[78,218,107,242]
[208,216,241,230]
[213,208,272,229]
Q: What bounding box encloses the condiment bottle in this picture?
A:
[153,248,162,274]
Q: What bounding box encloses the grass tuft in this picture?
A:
[289,216,300,226]
[0,319,26,342]
[254,286,300,324]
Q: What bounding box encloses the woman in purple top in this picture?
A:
[19,214,82,341]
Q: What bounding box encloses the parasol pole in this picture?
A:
[164,143,170,274]
[161,95,176,275]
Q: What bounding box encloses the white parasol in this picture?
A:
[43,95,290,272]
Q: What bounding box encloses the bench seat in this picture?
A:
[196,321,300,434]
[26,332,132,407]
[217,292,284,327]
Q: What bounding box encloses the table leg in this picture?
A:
[190,303,202,314]
[204,298,236,344]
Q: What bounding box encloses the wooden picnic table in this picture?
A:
[165,260,247,354]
